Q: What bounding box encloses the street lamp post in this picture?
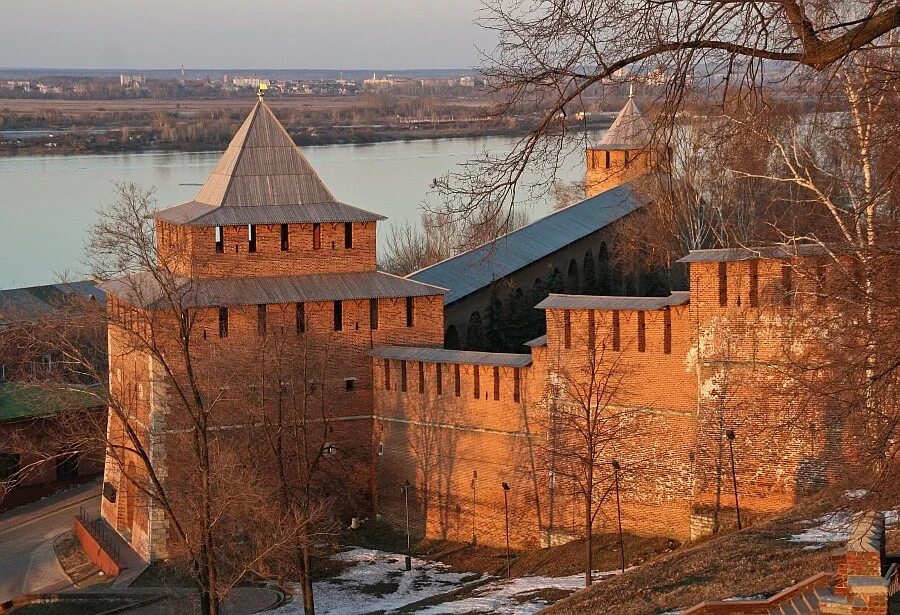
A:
[471,470,477,546]
[502,482,511,578]
[612,460,625,574]
[725,429,742,530]
[403,480,412,571]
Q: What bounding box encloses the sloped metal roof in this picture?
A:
[150,100,384,226]
[523,334,547,347]
[101,270,445,309]
[676,244,827,263]
[592,96,652,151]
[536,291,690,311]
[408,183,640,305]
[0,280,105,323]
[150,201,386,226]
[371,346,532,368]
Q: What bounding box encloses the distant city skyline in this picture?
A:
[1,0,493,70]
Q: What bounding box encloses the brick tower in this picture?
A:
[99,97,445,560]
[585,88,654,197]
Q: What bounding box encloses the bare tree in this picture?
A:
[542,310,646,587]
[29,183,319,615]
[433,0,899,233]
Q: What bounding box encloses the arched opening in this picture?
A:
[444,325,461,350]
[583,250,596,294]
[597,242,610,294]
[566,259,580,293]
[548,268,564,293]
[465,311,484,351]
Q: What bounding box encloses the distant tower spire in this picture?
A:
[257,82,268,102]
[628,82,634,100]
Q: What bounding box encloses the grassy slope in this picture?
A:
[542,512,837,615]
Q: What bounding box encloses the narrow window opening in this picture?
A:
[436,364,442,396]
[370,298,379,330]
[663,307,672,354]
[563,309,572,349]
[718,261,728,307]
[454,364,461,397]
[637,311,646,352]
[312,223,321,250]
[248,224,257,253]
[218,307,228,338]
[612,310,620,351]
[344,222,353,248]
[749,260,759,307]
[473,366,480,399]
[400,361,408,392]
[384,360,391,390]
[587,309,596,351]
[257,304,267,336]
[493,366,500,401]
[624,150,631,164]
[604,150,611,169]
[215,226,224,253]
[781,263,793,306]
[344,378,356,392]
[418,361,425,393]
[333,300,343,331]
[513,368,521,403]
[296,302,305,334]
[280,224,289,251]
[406,297,414,327]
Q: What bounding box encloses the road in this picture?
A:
[0,481,100,602]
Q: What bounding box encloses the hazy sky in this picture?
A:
[2,1,494,69]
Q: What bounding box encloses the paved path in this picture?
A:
[0,480,101,602]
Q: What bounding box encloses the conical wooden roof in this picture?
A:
[194,101,336,207]
[596,97,651,151]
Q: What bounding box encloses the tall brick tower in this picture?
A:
[99,97,445,561]
[585,88,654,197]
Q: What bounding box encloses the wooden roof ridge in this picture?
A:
[193,100,337,208]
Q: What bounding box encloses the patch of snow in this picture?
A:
[723,594,766,601]
[844,489,868,500]
[788,509,899,546]
[273,547,626,615]
[415,570,623,615]
[273,547,473,615]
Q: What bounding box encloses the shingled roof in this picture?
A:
[100,270,445,310]
[151,100,385,226]
[592,94,652,151]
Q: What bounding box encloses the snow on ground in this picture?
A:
[415,570,619,615]
[271,547,612,614]
[789,509,899,546]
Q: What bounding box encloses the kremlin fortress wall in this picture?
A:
[99,96,851,562]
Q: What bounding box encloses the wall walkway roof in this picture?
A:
[536,291,689,311]
[408,183,640,305]
[371,346,532,368]
[676,244,827,263]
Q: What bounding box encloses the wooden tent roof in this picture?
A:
[151,101,384,225]
[593,96,652,151]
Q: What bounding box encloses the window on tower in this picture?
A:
[248,225,257,253]
[344,223,353,248]
[215,226,224,253]
[281,224,289,251]
[312,223,321,250]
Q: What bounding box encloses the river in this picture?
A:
[0,133,600,288]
